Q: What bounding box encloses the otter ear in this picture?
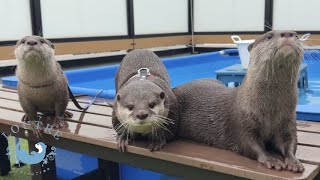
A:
[117,94,121,101]
[248,43,254,52]
[159,92,165,100]
[16,39,21,46]
[45,39,55,49]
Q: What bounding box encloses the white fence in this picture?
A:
[0,0,317,41]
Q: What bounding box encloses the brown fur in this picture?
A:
[15,36,70,137]
[173,31,304,172]
[112,49,179,152]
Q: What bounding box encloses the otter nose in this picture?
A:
[280,32,295,38]
[27,40,38,46]
[136,113,148,120]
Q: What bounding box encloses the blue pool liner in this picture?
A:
[55,148,98,180]
[120,164,183,180]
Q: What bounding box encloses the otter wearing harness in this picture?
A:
[112,49,179,152]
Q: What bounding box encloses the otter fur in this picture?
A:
[173,31,304,172]
[112,49,179,152]
[15,36,71,137]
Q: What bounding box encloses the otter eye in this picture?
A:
[127,105,134,111]
[149,102,155,109]
[40,39,45,44]
[266,34,273,40]
[21,39,25,44]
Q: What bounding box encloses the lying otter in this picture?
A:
[173,31,304,172]
[112,49,179,152]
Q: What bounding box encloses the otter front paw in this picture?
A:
[30,121,43,138]
[148,139,166,152]
[285,157,304,173]
[117,134,131,152]
[52,117,64,129]
[21,114,30,122]
[258,155,286,171]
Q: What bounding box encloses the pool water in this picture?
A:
[69,50,320,107]
[71,55,239,90]
[298,50,320,105]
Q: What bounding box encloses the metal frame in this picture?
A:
[264,0,273,32]
[0,0,319,46]
[30,0,43,36]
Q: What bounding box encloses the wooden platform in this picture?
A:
[0,87,320,180]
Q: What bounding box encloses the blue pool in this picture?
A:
[2,49,320,121]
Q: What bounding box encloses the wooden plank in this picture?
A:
[0,87,315,179]
[0,96,113,128]
[298,131,320,148]
[0,88,113,116]
[134,36,190,49]
[4,94,320,146]
[0,107,318,180]
[297,121,320,134]
[297,145,320,165]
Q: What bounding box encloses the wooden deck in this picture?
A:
[0,87,320,180]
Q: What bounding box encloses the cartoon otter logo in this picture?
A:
[16,141,47,165]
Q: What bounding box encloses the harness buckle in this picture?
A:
[137,68,150,80]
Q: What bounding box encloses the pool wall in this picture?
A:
[2,50,238,99]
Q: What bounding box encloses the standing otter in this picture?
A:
[15,36,71,137]
[112,49,178,152]
[173,31,304,172]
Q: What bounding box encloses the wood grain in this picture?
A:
[0,88,113,117]
[0,87,319,179]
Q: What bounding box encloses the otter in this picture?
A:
[15,36,71,137]
[112,49,179,152]
[173,31,304,172]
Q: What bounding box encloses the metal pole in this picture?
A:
[190,0,195,54]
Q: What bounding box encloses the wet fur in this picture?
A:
[15,36,69,136]
[112,49,179,152]
[174,31,304,172]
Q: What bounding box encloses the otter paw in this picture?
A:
[30,121,43,138]
[52,118,64,129]
[148,141,166,152]
[259,156,286,171]
[117,138,130,152]
[21,114,29,122]
[285,157,304,173]
[64,111,73,119]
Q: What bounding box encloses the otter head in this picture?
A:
[248,31,303,68]
[114,81,168,134]
[15,36,55,62]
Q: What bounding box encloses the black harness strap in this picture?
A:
[68,86,103,110]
